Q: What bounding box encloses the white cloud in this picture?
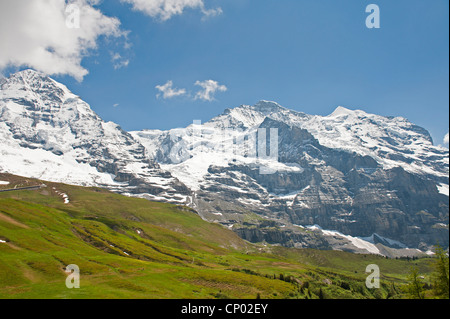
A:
[194,80,227,101]
[120,0,222,21]
[156,80,187,99]
[444,133,449,146]
[0,0,126,81]
[111,53,130,69]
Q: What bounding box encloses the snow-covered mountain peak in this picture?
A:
[206,101,309,130]
[206,104,267,129]
[328,106,363,118]
[1,69,74,101]
[303,111,448,180]
[11,68,46,81]
[6,69,46,83]
[251,100,286,114]
[1,69,98,126]
[135,99,449,196]
[0,70,190,203]
[179,100,447,181]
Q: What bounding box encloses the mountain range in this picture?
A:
[1,69,448,256]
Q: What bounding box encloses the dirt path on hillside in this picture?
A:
[0,212,30,229]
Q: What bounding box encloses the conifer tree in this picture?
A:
[431,245,449,299]
[403,267,425,299]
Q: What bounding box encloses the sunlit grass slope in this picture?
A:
[0,173,433,299]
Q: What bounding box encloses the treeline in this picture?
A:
[403,245,449,299]
[229,245,449,299]
[230,267,393,299]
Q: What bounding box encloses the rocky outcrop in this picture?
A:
[234,224,330,249]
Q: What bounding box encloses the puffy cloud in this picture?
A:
[444,133,449,146]
[194,80,227,101]
[156,79,227,101]
[0,0,126,81]
[156,80,187,99]
[120,0,222,21]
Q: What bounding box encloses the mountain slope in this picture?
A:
[0,69,190,203]
[0,173,434,299]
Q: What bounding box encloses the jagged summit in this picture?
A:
[10,68,45,78]
[251,100,286,114]
[328,106,359,117]
[3,68,43,81]
[1,69,96,126]
[0,68,76,114]
[3,69,65,91]
[209,100,308,130]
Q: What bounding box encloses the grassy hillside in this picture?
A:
[0,173,435,299]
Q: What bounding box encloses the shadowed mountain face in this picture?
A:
[1,70,448,254]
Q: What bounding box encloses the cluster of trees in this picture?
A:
[403,245,449,299]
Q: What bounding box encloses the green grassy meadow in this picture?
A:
[0,173,435,299]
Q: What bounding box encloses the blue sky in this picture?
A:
[2,0,449,145]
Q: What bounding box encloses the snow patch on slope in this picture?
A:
[437,184,449,197]
[306,225,381,255]
[0,122,118,186]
